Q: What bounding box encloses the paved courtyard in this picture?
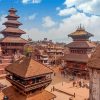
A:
[46,66,89,100]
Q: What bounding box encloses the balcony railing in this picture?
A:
[6,76,52,91]
[40,57,48,60]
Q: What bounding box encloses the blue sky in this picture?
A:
[0,0,100,43]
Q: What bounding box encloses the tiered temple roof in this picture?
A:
[0,8,27,44]
[0,8,28,55]
[1,8,25,35]
[67,41,96,48]
[68,25,93,41]
[0,37,28,43]
[65,25,95,63]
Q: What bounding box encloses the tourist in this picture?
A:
[62,82,63,86]
[74,93,75,98]
[79,80,82,87]
[73,81,76,87]
[51,87,52,92]
[52,86,55,91]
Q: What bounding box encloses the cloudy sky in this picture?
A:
[0,0,100,43]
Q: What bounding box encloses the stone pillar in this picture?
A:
[89,69,100,100]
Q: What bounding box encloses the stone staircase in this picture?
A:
[0,56,12,77]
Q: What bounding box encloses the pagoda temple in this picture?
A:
[65,25,96,78]
[0,8,28,55]
[0,57,56,100]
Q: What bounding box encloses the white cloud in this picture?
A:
[22,27,45,41]
[32,0,41,3]
[21,0,100,43]
[42,16,56,28]
[22,12,100,43]
[0,15,7,38]
[22,0,41,4]
[64,0,100,15]
[56,7,61,11]
[28,13,37,20]
[22,0,30,3]
[0,15,7,30]
[58,7,77,16]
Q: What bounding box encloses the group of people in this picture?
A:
[73,79,87,88]
[51,86,55,92]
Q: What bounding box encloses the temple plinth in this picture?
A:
[0,8,28,55]
[2,57,56,100]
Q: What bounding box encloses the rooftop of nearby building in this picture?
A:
[0,86,56,100]
[6,57,53,78]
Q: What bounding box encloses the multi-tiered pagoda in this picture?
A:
[65,25,96,78]
[0,57,56,100]
[0,8,28,55]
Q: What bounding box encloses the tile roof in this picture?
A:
[5,57,53,78]
[64,53,90,63]
[87,44,100,69]
[67,41,96,48]
[6,15,20,18]
[1,27,26,34]
[1,86,56,100]
[3,20,22,25]
[0,37,28,43]
[68,28,93,37]
[8,8,17,12]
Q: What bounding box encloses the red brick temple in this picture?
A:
[65,25,96,78]
[0,8,28,55]
[0,57,56,100]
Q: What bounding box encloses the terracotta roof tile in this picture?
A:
[6,15,20,18]
[9,8,17,12]
[87,44,100,69]
[1,86,56,100]
[6,57,53,78]
[3,20,22,25]
[0,37,28,43]
[67,41,96,48]
[65,53,90,63]
[68,29,93,37]
[1,27,26,34]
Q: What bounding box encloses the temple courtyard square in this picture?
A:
[46,66,89,100]
[0,66,89,100]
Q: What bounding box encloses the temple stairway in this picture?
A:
[0,56,12,77]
